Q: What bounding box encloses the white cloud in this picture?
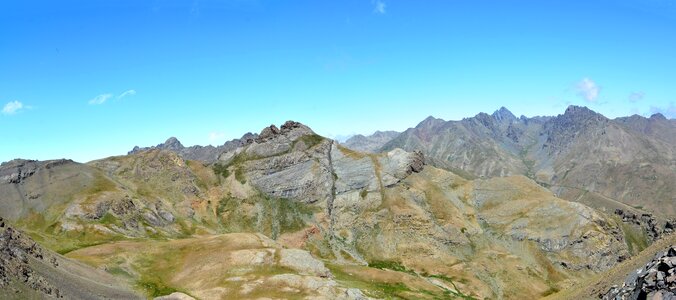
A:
[208,132,226,144]
[373,0,386,14]
[575,78,600,102]
[629,91,645,103]
[2,101,24,115]
[88,94,113,105]
[118,89,137,99]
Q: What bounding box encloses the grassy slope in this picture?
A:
[66,233,467,299]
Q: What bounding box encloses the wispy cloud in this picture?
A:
[373,0,386,14]
[118,89,137,99]
[2,100,24,115]
[575,78,600,102]
[208,131,226,144]
[628,91,645,103]
[88,94,113,105]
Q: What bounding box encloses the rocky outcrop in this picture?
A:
[602,245,676,299]
[615,209,675,241]
[0,217,62,298]
[229,122,425,206]
[0,159,73,184]
[0,217,141,299]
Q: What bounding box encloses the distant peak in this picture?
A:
[161,137,184,151]
[563,105,604,119]
[164,137,181,144]
[416,116,445,129]
[650,113,667,120]
[492,107,517,122]
[564,105,592,114]
[422,115,444,123]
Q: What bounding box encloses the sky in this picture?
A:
[1,0,676,163]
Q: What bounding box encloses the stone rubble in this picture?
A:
[602,245,676,300]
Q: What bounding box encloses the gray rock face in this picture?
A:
[224,121,424,205]
[244,140,334,203]
[602,245,676,300]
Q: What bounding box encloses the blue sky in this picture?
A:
[1,0,675,163]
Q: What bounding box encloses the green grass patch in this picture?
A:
[98,213,120,226]
[369,260,416,275]
[234,166,247,184]
[212,163,230,178]
[85,173,117,195]
[136,275,180,298]
[372,282,411,297]
[620,221,649,255]
[327,264,415,299]
[107,266,132,278]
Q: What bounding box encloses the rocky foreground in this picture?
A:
[0,217,141,299]
[603,245,676,300]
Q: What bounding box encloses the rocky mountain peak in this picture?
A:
[472,112,497,128]
[254,120,314,143]
[563,105,606,121]
[129,137,185,156]
[416,116,445,129]
[492,106,517,123]
[163,137,184,151]
[650,113,667,120]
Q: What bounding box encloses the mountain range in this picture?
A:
[0,107,673,299]
[346,106,675,219]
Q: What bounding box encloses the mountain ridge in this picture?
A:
[380,105,676,218]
